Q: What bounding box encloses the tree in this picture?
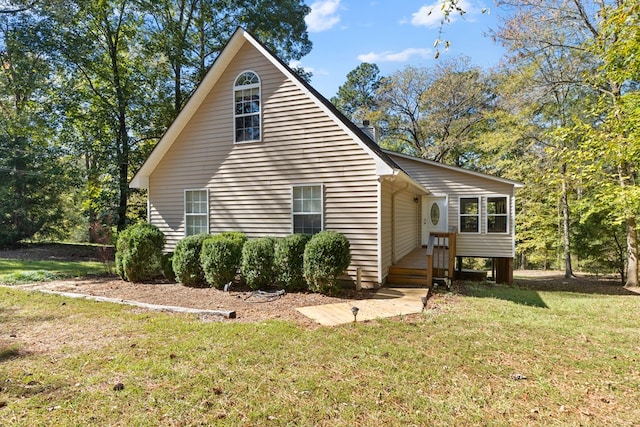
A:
[579,0,640,287]
[44,0,152,233]
[492,0,638,282]
[419,57,493,166]
[0,11,73,245]
[377,58,492,165]
[331,62,382,122]
[144,0,312,118]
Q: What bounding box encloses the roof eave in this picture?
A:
[384,150,524,188]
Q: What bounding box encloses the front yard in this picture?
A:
[1,254,639,425]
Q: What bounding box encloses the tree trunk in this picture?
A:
[561,164,574,278]
[624,216,638,288]
[617,160,639,287]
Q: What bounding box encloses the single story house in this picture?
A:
[130,27,523,288]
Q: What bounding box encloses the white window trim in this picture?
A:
[458,195,481,234]
[291,184,324,234]
[184,188,209,236]
[233,70,262,144]
[486,195,510,234]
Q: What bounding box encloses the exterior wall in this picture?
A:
[148,42,381,286]
[380,180,393,283]
[389,154,516,258]
[393,187,419,263]
[379,178,420,284]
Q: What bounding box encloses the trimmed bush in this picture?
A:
[172,234,210,287]
[274,234,310,291]
[115,223,165,282]
[161,252,175,281]
[200,232,246,289]
[241,237,277,290]
[304,231,351,294]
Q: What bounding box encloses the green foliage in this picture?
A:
[274,233,310,291]
[377,59,492,165]
[331,62,382,121]
[200,232,246,289]
[172,234,210,287]
[0,13,75,246]
[303,231,351,294]
[115,223,165,282]
[161,252,175,282]
[240,237,277,290]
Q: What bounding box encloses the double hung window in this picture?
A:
[459,197,480,233]
[292,185,322,235]
[487,196,508,233]
[185,189,208,236]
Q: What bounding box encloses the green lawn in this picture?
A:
[0,259,107,284]
[1,279,639,426]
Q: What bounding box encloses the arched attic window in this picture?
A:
[233,71,261,143]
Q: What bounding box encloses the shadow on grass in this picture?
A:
[0,345,22,363]
[513,273,640,296]
[461,283,549,308]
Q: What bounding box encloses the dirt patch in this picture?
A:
[16,277,376,325]
[0,243,389,326]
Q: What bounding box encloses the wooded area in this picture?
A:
[1,0,638,285]
[331,0,639,287]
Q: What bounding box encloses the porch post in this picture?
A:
[494,257,513,285]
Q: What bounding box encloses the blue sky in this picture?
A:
[295,0,507,98]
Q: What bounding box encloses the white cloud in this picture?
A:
[410,0,479,28]
[289,60,315,75]
[357,48,432,63]
[305,0,342,32]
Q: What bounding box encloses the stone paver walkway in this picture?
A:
[296,288,429,326]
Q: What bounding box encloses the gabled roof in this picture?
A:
[130,27,521,193]
[130,27,404,189]
[385,151,524,188]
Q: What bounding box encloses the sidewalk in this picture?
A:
[296,288,429,326]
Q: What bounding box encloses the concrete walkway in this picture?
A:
[296,288,429,326]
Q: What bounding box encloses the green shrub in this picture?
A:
[200,232,246,289]
[115,223,165,282]
[161,252,175,281]
[303,231,351,294]
[274,234,310,291]
[241,237,277,290]
[172,234,210,287]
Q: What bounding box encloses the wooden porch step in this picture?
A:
[386,269,430,287]
[389,266,428,277]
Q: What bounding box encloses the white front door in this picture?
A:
[422,196,448,245]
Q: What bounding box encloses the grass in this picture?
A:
[0,259,107,284]
[1,279,639,426]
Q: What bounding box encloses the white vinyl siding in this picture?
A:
[388,153,517,258]
[394,189,419,263]
[148,42,381,287]
[185,189,208,236]
[292,185,323,234]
